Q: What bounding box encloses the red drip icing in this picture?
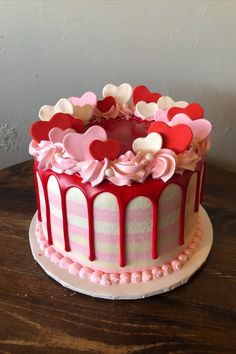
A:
[35,159,204,268]
[151,200,158,259]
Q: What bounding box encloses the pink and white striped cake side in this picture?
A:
[37,172,199,273]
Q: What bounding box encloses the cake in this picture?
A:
[29,84,212,290]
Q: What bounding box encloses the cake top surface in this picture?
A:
[29,83,212,187]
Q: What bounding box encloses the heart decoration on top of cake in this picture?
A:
[148,121,193,154]
[30,113,84,143]
[132,132,163,154]
[157,96,188,111]
[103,83,132,106]
[96,96,116,113]
[29,82,213,298]
[90,139,121,160]
[167,102,204,121]
[63,126,107,161]
[69,92,97,108]
[170,114,212,140]
[132,85,161,105]
[39,98,74,121]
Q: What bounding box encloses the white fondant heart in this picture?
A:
[170,114,212,140]
[157,96,188,111]
[63,126,107,161]
[135,101,158,119]
[49,127,76,144]
[39,98,74,121]
[73,104,94,123]
[103,83,132,105]
[69,92,97,107]
[132,132,163,154]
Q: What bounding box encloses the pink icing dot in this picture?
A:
[109,273,120,285]
[120,273,130,285]
[178,253,188,264]
[90,270,104,284]
[142,270,152,282]
[79,267,93,280]
[184,248,193,257]
[197,224,203,232]
[131,272,142,283]
[100,274,111,286]
[59,257,73,269]
[171,259,182,271]
[68,263,81,275]
[196,230,202,237]
[189,242,198,251]
[45,246,55,257]
[51,252,62,263]
[193,236,201,243]
[39,240,49,251]
[38,233,45,241]
[162,264,173,276]
[152,267,163,279]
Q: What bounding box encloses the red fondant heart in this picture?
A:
[132,85,161,105]
[148,122,193,154]
[89,139,121,161]
[30,113,84,143]
[167,103,204,121]
[70,118,84,132]
[97,96,116,113]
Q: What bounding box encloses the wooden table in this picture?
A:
[0,161,235,354]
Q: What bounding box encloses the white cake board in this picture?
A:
[29,206,213,300]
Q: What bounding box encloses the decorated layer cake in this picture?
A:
[29,84,212,291]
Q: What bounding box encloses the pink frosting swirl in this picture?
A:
[150,149,176,182]
[176,145,202,173]
[76,158,109,187]
[107,151,149,186]
[29,140,78,173]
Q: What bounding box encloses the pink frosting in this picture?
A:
[108,151,148,186]
[29,140,78,174]
[176,145,202,173]
[35,214,203,286]
[150,149,176,182]
[77,158,109,187]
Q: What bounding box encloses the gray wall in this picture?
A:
[0,0,236,172]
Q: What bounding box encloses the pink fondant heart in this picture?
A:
[49,127,76,143]
[63,126,107,161]
[69,92,97,107]
[171,114,212,140]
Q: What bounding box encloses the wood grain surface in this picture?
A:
[0,160,235,354]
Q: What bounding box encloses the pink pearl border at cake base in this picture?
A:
[35,217,203,287]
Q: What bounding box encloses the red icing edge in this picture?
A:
[34,159,204,268]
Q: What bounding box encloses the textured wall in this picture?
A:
[0,0,235,171]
